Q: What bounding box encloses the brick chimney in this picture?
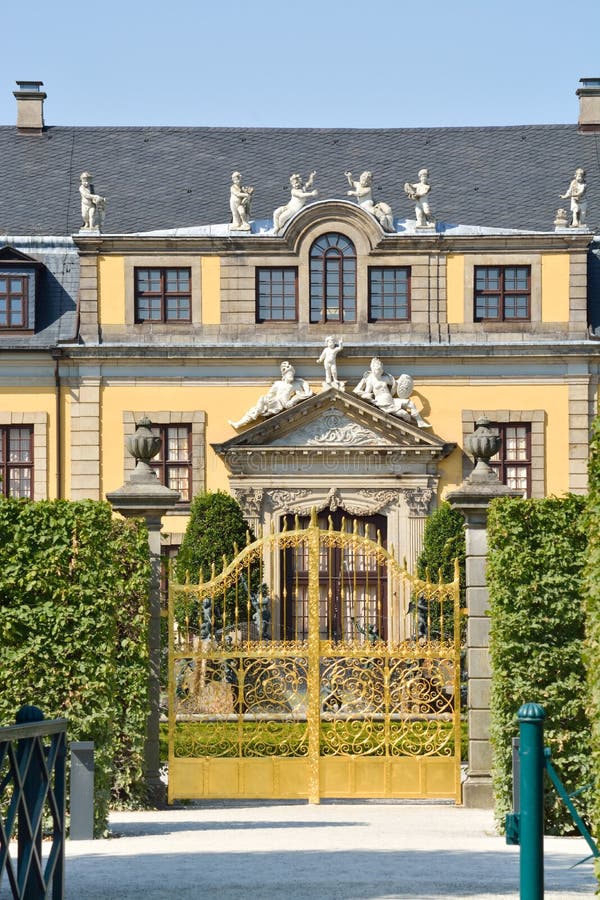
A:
[576,78,600,132]
[13,81,46,134]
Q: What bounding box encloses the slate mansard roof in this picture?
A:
[0,123,599,235]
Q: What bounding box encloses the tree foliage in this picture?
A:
[0,499,150,834]
[417,501,466,588]
[175,491,254,583]
[487,495,590,834]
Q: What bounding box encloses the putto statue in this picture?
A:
[317,335,343,388]
[353,358,431,428]
[345,171,394,232]
[273,172,318,233]
[228,362,313,430]
[229,171,254,231]
[560,168,587,228]
[404,168,434,228]
[79,172,106,232]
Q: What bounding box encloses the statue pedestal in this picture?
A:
[321,381,345,392]
[415,224,436,233]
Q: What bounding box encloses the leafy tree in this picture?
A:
[417,501,466,587]
[174,491,257,637]
[175,491,254,582]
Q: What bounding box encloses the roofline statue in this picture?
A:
[79,171,106,232]
[229,171,254,232]
[273,172,318,234]
[345,171,394,232]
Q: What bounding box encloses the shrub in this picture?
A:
[583,416,600,864]
[0,499,150,834]
[487,495,590,834]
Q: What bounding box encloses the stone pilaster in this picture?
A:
[70,376,101,499]
[447,447,520,808]
[106,419,181,804]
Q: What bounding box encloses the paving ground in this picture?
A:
[56,801,596,900]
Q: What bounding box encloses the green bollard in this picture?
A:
[518,702,546,900]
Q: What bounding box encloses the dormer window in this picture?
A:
[0,246,40,332]
[0,275,29,328]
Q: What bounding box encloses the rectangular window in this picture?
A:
[0,426,33,498]
[0,275,28,329]
[369,267,410,321]
[474,266,530,321]
[150,425,192,502]
[256,268,298,322]
[134,268,191,323]
[489,423,531,497]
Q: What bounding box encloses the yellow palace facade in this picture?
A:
[0,78,599,568]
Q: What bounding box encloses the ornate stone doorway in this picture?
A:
[213,387,456,572]
[282,511,387,641]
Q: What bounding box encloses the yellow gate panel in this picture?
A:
[168,512,463,803]
[169,758,310,800]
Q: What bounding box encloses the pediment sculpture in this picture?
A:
[228,362,313,431]
[353,358,431,428]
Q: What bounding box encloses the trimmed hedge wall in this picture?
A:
[584,416,600,856]
[487,495,591,834]
[0,499,151,834]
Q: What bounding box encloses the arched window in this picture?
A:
[309,233,356,323]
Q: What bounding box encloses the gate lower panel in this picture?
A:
[169,756,459,800]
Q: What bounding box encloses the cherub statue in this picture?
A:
[228,362,313,430]
[317,335,343,387]
[79,172,106,231]
[353,358,431,428]
[345,171,394,232]
[229,171,254,231]
[560,168,587,227]
[273,172,318,233]
[404,168,434,227]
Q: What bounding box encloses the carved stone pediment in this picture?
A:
[271,409,395,447]
[213,388,454,477]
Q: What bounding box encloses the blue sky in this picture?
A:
[1,0,599,128]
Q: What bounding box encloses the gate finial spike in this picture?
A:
[454,557,461,582]
[328,514,333,530]
[246,530,251,546]
[294,514,299,530]
[222,554,228,573]
[233,541,239,556]
[353,518,359,535]
[211,562,216,580]
[377,528,382,547]
[184,569,190,585]
[270,520,275,535]
[310,507,318,527]
[198,568,204,586]
[282,517,288,532]
[365,522,370,540]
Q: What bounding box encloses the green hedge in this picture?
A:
[487,494,591,834]
[584,416,600,859]
[0,499,150,834]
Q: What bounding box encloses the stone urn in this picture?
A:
[465,416,501,480]
[126,416,162,482]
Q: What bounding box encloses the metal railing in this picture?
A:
[0,706,67,900]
